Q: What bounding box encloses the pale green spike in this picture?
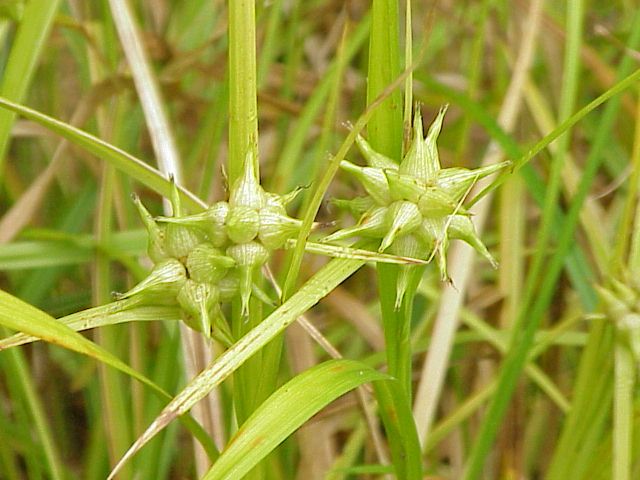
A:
[168,175,184,217]
[399,108,428,181]
[210,306,234,347]
[177,280,219,338]
[447,215,497,268]
[423,105,448,179]
[230,150,265,209]
[226,242,269,316]
[436,160,511,202]
[340,161,391,205]
[114,259,186,304]
[237,265,253,317]
[322,206,388,243]
[379,201,422,252]
[355,134,398,169]
[330,196,377,216]
[417,216,449,281]
[132,194,168,262]
[156,201,229,247]
[384,169,425,202]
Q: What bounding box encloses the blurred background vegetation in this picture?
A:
[0,0,640,479]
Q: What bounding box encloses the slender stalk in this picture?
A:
[228,0,258,183]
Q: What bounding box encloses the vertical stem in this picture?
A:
[613,337,634,480]
[228,0,258,183]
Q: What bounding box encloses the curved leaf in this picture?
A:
[0,289,167,394]
[0,299,181,349]
[204,359,388,480]
[0,96,205,211]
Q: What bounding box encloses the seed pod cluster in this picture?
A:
[122,152,306,342]
[324,106,509,308]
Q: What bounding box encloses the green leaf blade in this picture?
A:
[204,359,388,480]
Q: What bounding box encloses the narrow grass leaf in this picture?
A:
[0,290,167,394]
[0,0,61,178]
[0,300,181,349]
[0,97,205,211]
[203,359,388,480]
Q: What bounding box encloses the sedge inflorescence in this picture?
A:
[121,106,508,338]
[323,106,510,307]
[118,152,305,344]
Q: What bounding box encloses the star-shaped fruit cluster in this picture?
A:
[117,153,306,344]
[324,106,509,307]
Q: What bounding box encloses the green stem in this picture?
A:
[228,0,258,183]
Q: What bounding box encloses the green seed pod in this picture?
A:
[400,106,447,183]
[205,201,230,247]
[226,241,270,316]
[436,161,510,203]
[322,206,388,243]
[265,186,304,212]
[417,188,461,218]
[164,222,207,260]
[114,259,186,305]
[229,151,266,209]
[177,279,219,337]
[447,215,497,268]
[379,201,422,252]
[155,201,229,247]
[132,193,168,262]
[226,205,260,244]
[186,243,236,284]
[355,134,398,170]
[340,161,391,205]
[258,207,302,249]
[384,169,426,203]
